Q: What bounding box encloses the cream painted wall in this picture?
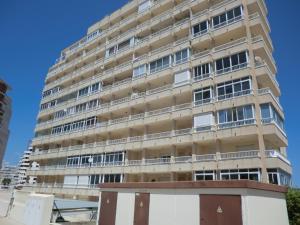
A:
[242,192,289,225]
[23,194,54,225]
[149,193,199,225]
[115,193,135,225]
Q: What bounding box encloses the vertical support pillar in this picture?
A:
[215,139,222,180]
[241,0,269,183]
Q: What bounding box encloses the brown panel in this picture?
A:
[99,191,118,225]
[134,193,150,225]
[200,195,242,225]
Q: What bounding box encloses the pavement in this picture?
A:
[0,189,21,225]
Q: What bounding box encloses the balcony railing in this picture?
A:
[258,88,282,111]
[31,149,284,173]
[265,150,291,165]
[255,61,279,88]
[45,4,247,90]
[36,86,256,138]
[217,119,256,129]
[220,150,259,160]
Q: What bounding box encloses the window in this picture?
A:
[194,63,211,81]
[138,0,151,13]
[150,55,171,73]
[260,103,284,130]
[194,113,214,131]
[42,86,60,98]
[42,90,52,98]
[40,103,48,110]
[221,168,260,181]
[174,70,191,86]
[118,39,130,51]
[81,155,91,165]
[193,21,208,37]
[90,83,100,93]
[215,51,248,74]
[194,87,212,106]
[93,155,103,164]
[212,6,243,29]
[88,99,98,109]
[86,117,97,128]
[106,46,116,58]
[103,174,122,183]
[54,110,66,119]
[175,48,189,64]
[87,30,100,42]
[133,64,147,78]
[67,156,80,167]
[51,126,62,135]
[49,100,57,107]
[63,123,71,132]
[78,86,89,97]
[75,103,87,113]
[195,170,215,181]
[268,169,279,185]
[90,174,101,186]
[218,105,255,128]
[103,152,124,166]
[217,77,251,100]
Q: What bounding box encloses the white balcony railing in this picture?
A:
[31,149,285,173]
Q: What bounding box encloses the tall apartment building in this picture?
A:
[26,0,292,199]
[0,79,11,168]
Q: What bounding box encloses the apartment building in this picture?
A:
[0,161,18,186]
[0,79,11,168]
[16,145,36,187]
[26,0,292,199]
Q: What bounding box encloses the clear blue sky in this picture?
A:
[0,1,299,186]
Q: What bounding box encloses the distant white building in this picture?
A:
[0,161,18,186]
[17,145,37,186]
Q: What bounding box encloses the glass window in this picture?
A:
[221,169,260,181]
[212,6,243,28]
[118,39,130,51]
[150,55,170,73]
[78,87,89,97]
[217,77,251,100]
[133,64,147,77]
[175,49,189,64]
[194,63,210,80]
[91,83,100,92]
[218,105,254,128]
[195,171,215,181]
[215,51,248,74]
[193,21,208,36]
[194,87,212,106]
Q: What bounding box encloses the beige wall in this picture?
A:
[149,193,199,225]
[243,190,289,225]
[115,193,135,225]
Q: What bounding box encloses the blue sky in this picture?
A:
[0,1,299,186]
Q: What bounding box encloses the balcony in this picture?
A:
[39,38,255,117]
[28,149,291,179]
[265,150,291,165]
[255,61,280,96]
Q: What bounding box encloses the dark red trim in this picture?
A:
[98,180,287,193]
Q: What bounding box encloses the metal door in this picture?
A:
[99,191,118,225]
[200,195,242,225]
[133,192,150,225]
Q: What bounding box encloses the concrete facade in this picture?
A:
[26,0,291,199]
